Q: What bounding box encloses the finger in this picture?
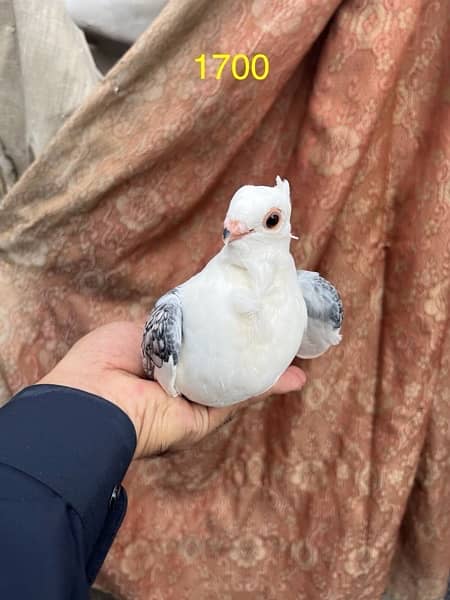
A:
[203,404,238,434]
[270,365,306,394]
[89,321,146,376]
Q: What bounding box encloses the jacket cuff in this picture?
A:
[0,384,136,560]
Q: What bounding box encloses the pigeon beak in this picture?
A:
[223,219,253,244]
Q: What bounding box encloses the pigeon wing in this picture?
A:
[296,271,343,359]
[142,289,182,396]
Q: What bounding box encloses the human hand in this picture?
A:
[38,322,306,459]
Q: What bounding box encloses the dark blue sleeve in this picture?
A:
[0,384,137,599]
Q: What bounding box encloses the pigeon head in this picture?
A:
[223,176,292,245]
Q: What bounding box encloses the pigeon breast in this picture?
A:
[174,249,307,407]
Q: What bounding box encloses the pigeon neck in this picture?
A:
[222,237,293,300]
[223,235,291,270]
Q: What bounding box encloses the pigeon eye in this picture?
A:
[264,210,281,229]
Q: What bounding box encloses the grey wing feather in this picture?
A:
[297,270,343,359]
[142,288,182,395]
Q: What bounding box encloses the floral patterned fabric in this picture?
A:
[1,0,449,598]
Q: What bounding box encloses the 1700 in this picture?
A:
[194,53,270,80]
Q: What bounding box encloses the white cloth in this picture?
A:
[0,0,101,197]
[64,0,169,44]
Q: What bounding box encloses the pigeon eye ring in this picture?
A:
[263,208,282,230]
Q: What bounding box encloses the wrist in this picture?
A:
[38,367,144,457]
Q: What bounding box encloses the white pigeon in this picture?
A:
[142,177,343,407]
